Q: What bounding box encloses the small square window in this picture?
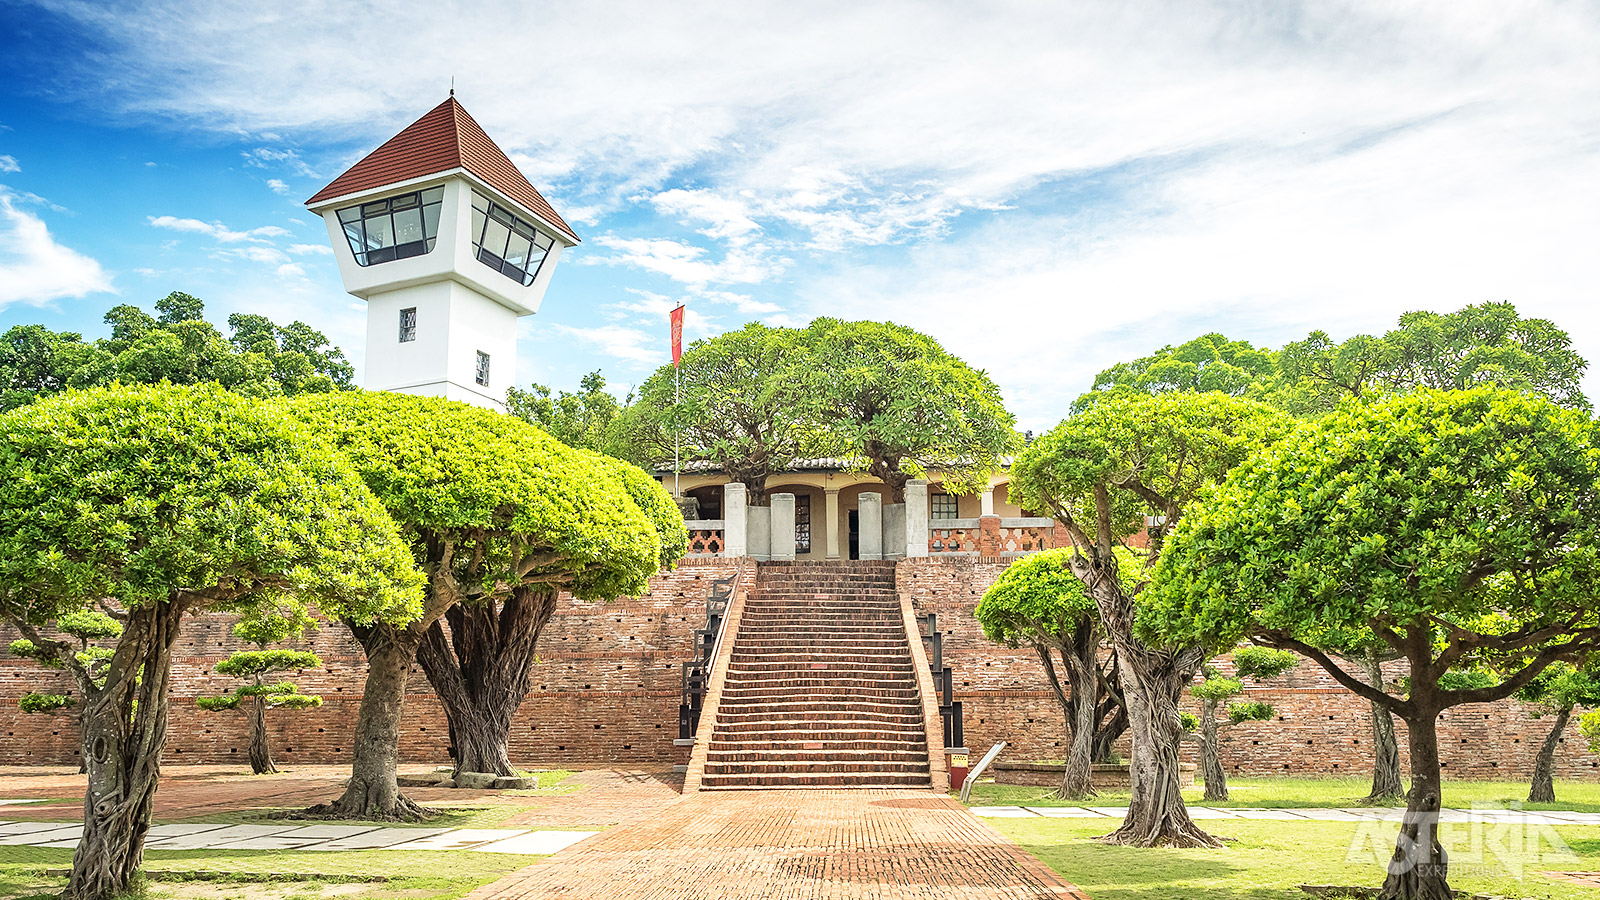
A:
[931,494,958,520]
[475,351,490,387]
[398,307,416,343]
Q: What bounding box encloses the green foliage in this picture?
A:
[56,610,122,641]
[0,293,354,412]
[283,391,679,602]
[214,650,320,678]
[1226,700,1274,724]
[18,692,74,713]
[1191,676,1243,702]
[1516,662,1600,712]
[193,695,241,712]
[231,600,315,647]
[1231,646,1298,682]
[0,383,424,625]
[8,639,52,665]
[1179,711,1200,732]
[507,371,632,459]
[976,547,1144,647]
[798,318,1019,496]
[1011,391,1293,545]
[579,449,689,569]
[1277,301,1588,414]
[1582,711,1600,754]
[622,322,817,490]
[1143,388,1600,695]
[1075,333,1278,413]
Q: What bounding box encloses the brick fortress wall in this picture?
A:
[0,559,739,769]
[3,555,1595,780]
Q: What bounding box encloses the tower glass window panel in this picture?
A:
[336,187,444,266]
[931,493,958,520]
[475,351,490,387]
[398,307,416,343]
[469,191,555,286]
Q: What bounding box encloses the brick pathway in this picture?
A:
[468,789,1088,900]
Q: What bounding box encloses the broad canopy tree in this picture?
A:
[1010,391,1292,847]
[286,392,684,816]
[1144,388,1600,900]
[0,384,422,900]
[976,547,1137,799]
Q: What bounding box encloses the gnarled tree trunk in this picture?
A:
[1381,711,1451,900]
[1528,704,1572,804]
[247,677,277,775]
[66,600,185,900]
[306,621,430,820]
[416,587,559,777]
[1061,639,1100,801]
[1199,697,1228,802]
[1092,659,1128,764]
[1361,650,1404,802]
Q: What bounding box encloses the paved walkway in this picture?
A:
[467,790,1088,900]
[0,816,595,855]
[969,804,1600,825]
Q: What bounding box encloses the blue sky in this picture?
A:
[3,0,1598,430]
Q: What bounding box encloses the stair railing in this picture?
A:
[917,612,964,750]
[678,564,745,740]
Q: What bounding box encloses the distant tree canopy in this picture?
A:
[0,292,355,410]
[1074,332,1277,413]
[507,370,638,462]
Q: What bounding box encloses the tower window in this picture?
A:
[337,187,444,266]
[470,192,554,287]
[475,351,490,387]
[931,494,958,520]
[398,307,416,343]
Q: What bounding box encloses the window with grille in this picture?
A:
[795,494,812,554]
[470,192,556,287]
[336,187,444,266]
[398,307,416,343]
[475,351,490,387]
[931,493,958,519]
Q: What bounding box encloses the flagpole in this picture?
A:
[671,303,685,498]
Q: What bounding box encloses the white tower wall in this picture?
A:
[363,280,519,411]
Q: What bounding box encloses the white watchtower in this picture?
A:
[306,96,579,411]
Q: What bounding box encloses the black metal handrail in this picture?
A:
[678,575,736,740]
[917,612,964,749]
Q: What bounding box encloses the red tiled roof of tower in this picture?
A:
[306,97,579,243]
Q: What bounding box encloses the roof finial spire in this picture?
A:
[449,76,455,97]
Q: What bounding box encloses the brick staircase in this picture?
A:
[699,560,932,789]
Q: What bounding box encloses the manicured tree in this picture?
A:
[415,449,687,776]
[622,323,815,504]
[977,548,1109,798]
[799,319,1018,502]
[1515,663,1600,803]
[9,610,122,771]
[286,392,677,817]
[1010,391,1292,847]
[1185,646,1298,802]
[1144,388,1600,900]
[0,383,422,900]
[1073,333,1278,413]
[195,603,323,775]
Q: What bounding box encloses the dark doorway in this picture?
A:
[848,509,859,560]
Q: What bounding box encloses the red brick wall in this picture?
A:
[4,555,1596,780]
[0,559,738,769]
[897,557,1600,781]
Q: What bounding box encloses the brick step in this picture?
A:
[709,724,928,739]
[725,666,915,679]
[713,699,922,717]
[749,582,896,591]
[698,777,932,790]
[706,747,928,763]
[719,692,921,707]
[733,639,909,651]
[714,709,926,727]
[739,603,900,613]
[717,673,918,689]
[744,595,897,604]
[704,760,931,776]
[728,652,914,666]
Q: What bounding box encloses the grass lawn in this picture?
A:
[991,817,1600,900]
[963,776,1600,812]
[0,846,534,900]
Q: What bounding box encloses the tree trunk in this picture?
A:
[247,689,277,775]
[1200,697,1228,802]
[416,587,559,778]
[1528,704,1571,804]
[305,622,430,820]
[1380,711,1452,900]
[1361,650,1404,802]
[66,600,185,900]
[1061,642,1100,800]
[1092,652,1128,763]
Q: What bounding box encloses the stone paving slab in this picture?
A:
[1184,808,1241,819]
[0,825,80,845]
[1023,807,1110,818]
[298,827,451,851]
[276,824,381,840]
[470,830,597,855]
[0,821,73,836]
[1289,809,1364,821]
[0,799,48,807]
[466,790,1089,900]
[144,824,300,850]
[146,824,234,838]
[1227,809,1306,820]
[385,828,528,851]
[969,806,1039,818]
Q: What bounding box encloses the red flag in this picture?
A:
[670,304,685,366]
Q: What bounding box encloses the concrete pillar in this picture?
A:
[980,485,996,517]
[858,492,883,561]
[724,482,747,558]
[748,505,771,562]
[770,493,796,561]
[825,489,841,559]
[882,504,905,561]
[904,478,929,558]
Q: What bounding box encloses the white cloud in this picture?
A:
[584,235,785,287]
[0,155,19,174]
[0,187,113,308]
[275,262,306,278]
[148,215,291,243]
[242,147,315,177]
[288,242,332,255]
[551,323,659,364]
[266,178,291,195]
